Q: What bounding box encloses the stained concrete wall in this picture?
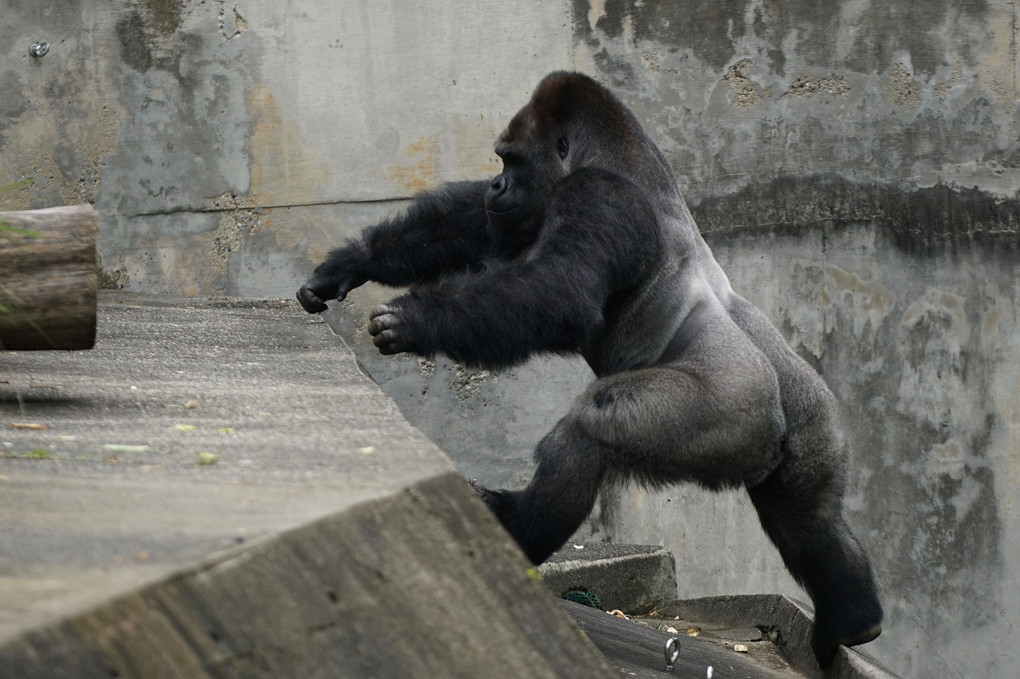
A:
[0,0,573,292]
[2,2,1019,678]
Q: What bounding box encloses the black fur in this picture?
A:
[298,72,882,668]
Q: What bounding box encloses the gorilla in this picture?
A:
[298,71,882,668]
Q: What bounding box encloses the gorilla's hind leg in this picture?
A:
[474,419,609,565]
[748,479,883,669]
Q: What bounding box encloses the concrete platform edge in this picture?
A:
[0,472,615,679]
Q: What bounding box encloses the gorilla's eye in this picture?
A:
[556,136,569,160]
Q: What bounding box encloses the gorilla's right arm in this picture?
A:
[297,180,493,313]
[366,170,661,369]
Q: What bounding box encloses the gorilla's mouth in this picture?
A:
[486,207,521,224]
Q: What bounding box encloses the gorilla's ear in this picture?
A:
[556,136,569,159]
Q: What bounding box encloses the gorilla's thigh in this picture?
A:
[571,340,783,488]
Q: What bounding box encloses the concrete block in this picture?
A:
[539,544,677,614]
[0,474,616,679]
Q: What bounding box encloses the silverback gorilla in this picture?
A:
[298,72,882,667]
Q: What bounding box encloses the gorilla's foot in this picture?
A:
[466,479,515,517]
[467,478,489,499]
[467,478,500,507]
[811,619,882,669]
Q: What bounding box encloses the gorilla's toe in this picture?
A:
[812,622,882,669]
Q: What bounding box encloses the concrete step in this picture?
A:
[540,544,897,679]
[655,595,898,679]
[539,543,677,614]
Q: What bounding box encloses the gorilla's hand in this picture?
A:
[296,278,335,313]
[296,273,365,314]
[368,303,422,355]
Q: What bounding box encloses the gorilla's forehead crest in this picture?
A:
[500,71,624,144]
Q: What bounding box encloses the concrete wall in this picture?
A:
[2,2,1019,677]
[0,0,573,292]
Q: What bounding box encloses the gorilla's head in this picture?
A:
[485,72,678,242]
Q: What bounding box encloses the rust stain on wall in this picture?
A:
[823,265,896,316]
[787,258,895,358]
[248,85,330,207]
[384,136,438,194]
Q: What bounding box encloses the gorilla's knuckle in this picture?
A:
[296,287,325,313]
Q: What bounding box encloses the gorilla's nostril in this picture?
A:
[490,174,509,194]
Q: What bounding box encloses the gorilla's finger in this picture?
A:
[372,329,404,353]
[369,303,398,319]
[368,310,400,337]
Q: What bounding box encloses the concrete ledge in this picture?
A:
[539,544,677,614]
[562,599,804,679]
[658,595,898,679]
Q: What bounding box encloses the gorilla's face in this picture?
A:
[485,105,571,244]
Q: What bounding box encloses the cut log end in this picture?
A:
[0,205,99,351]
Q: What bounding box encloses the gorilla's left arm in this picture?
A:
[368,170,659,369]
[297,180,493,313]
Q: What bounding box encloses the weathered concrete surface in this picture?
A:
[3,2,1019,677]
[539,544,677,615]
[562,599,804,679]
[653,596,899,679]
[571,1,1020,202]
[0,294,615,678]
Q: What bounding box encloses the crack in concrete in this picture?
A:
[127,196,415,219]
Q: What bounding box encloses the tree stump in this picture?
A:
[0,205,98,350]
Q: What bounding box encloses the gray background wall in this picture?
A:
[2,2,1018,677]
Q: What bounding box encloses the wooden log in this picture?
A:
[0,205,98,350]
